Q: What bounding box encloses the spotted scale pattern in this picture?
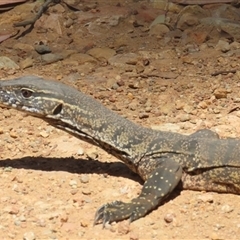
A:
[94,158,182,226]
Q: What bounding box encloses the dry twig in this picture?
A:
[211,69,237,76]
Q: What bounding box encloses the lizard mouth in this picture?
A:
[0,98,43,117]
[0,90,17,106]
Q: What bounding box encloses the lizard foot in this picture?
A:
[94,200,145,227]
[94,159,183,227]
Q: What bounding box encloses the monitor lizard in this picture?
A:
[0,76,239,227]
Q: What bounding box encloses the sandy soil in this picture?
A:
[0,1,240,239]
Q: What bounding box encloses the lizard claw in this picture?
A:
[94,204,109,227]
[94,201,127,227]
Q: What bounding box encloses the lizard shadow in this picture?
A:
[0,156,143,183]
[0,156,182,204]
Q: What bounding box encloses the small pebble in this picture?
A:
[3,167,13,172]
[69,180,77,186]
[221,204,233,213]
[209,232,222,240]
[82,189,91,195]
[197,193,214,203]
[164,213,176,223]
[9,131,18,138]
[80,220,89,228]
[77,148,84,155]
[4,205,19,214]
[175,100,184,110]
[39,131,49,138]
[198,101,208,109]
[129,103,137,111]
[179,114,190,122]
[35,44,51,54]
[145,106,152,112]
[64,18,74,28]
[37,219,46,227]
[23,231,35,240]
[80,174,89,184]
[117,220,130,235]
[19,215,26,222]
[86,151,98,160]
[70,189,78,195]
[139,112,149,119]
[214,88,228,99]
[14,220,21,226]
[128,82,139,89]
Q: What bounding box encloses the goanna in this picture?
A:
[0,76,239,227]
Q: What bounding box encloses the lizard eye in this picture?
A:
[21,89,33,98]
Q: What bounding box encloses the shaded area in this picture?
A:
[0,156,182,204]
[0,156,143,184]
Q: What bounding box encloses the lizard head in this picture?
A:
[0,76,70,118]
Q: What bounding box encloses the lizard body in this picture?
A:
[0,76,239,225]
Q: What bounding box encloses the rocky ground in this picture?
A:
[0,0,240,239]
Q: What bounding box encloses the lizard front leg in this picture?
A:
[94,158,182,227]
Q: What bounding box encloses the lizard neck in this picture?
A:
[45,94,150,164]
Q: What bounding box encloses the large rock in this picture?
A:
[0,56,19,69]
[177,5,209,30]
[201,17,240,42]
